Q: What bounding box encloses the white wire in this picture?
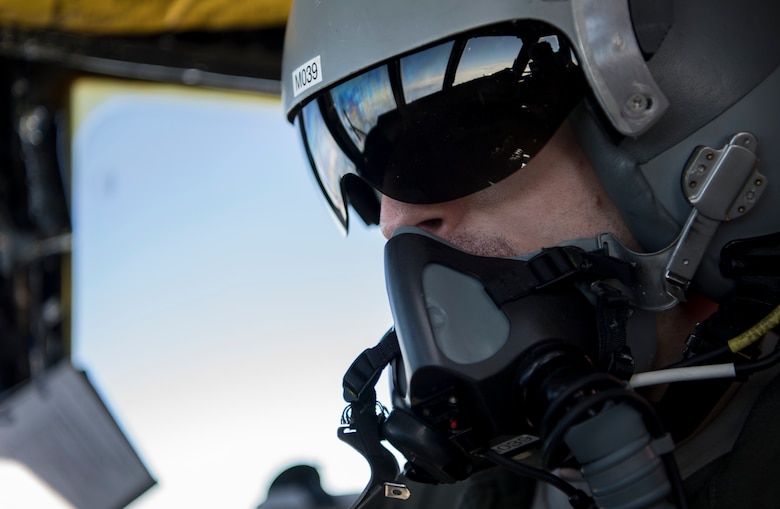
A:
[629,364,736,389]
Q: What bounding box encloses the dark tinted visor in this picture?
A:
[297,21,586,231]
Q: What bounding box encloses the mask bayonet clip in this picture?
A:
[665,132,764,301]
[597,133,764,311]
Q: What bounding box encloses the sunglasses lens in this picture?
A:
[300,98,354,229]
[298,22,586,229]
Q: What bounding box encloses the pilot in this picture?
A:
[280,1,780,508]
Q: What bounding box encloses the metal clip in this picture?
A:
[665,132,763,300]
[597,132,764,310]
[682,132,764,220]
[384,482,411,500]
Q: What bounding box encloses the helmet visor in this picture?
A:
[297,21,586,230]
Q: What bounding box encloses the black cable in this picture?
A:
[482,449,593,509]
[663,333,780,375]
[735,340,780,377]
[664,345,731,369]
[660,450,689,509]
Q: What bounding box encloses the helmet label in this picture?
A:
[292,56,323,97]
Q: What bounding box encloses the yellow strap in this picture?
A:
[728,304,780,353]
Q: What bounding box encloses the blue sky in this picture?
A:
[2,79,395,508]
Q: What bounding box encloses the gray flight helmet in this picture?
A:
[282,0,668,133]
[281,0,780,302]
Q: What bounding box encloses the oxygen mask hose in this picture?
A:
[516,341,688,509]
[563,402,678,509]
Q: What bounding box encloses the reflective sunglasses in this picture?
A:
[296,21,586,231]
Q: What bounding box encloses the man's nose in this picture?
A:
[379,194,463,239]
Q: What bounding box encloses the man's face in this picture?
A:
[379,120,718,372]
[379,121,637,256]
